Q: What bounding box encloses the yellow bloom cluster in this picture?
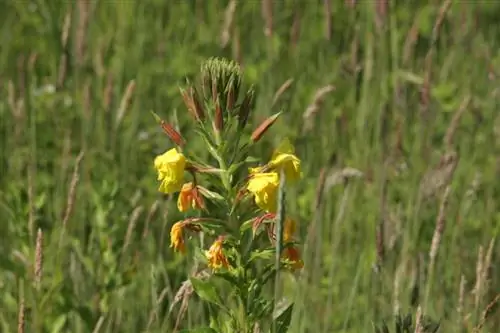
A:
[154,148,205,213]
[247,139,301,213]
[155,139,303,271]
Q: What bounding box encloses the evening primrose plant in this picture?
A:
[152,58,303,332]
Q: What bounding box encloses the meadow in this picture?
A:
[0,1,499,332]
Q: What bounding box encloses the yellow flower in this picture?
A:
[247,172,280,213]
[269,139,301,183]
[205,237,230,270]
[283,217,296,242]
[154,148,186,194]
[170,222,185,253]
[282,246,304,270]
[177,182,205,212]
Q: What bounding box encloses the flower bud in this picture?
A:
[180,87,205,122]
[150,111,185,146]
[250,111,282,143]
[238,88,255,130]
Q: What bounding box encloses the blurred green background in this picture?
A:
[0,0,499,332]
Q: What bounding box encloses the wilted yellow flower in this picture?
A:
[269,139,301,183]
[177,182,205,212]
[283,217,296,242]
[282,246,303,270]
[154,148,186,194]
[247,172,280,213]
[205,237,230,270]
[170,222,185,253]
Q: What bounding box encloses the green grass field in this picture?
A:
[1,1,499,332]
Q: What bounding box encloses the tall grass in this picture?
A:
[0,1,498,332]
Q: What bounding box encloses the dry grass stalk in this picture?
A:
[323,0,332,40]
[393,264,403,315]
[261,0,273,38]
[419,151,458,200]
[324,167,363,191]
[27,164,35,242]
[345,0,356,8]
[142,200,160,240]
[17,298,25,333]
[428,185,451,267]
[289,9,301,51]
[60,129,72,178]
[57,5,72,88]
[271,78,294,108]
[376,174,388,263]
[305,167,328,248]
[403,17,419,66]
[103,72,114,112]
[91,316,105,333]
[28,52,38,72]
[350,32,360,74]
[220,0,237,48]
[158,269,211,332]
[421,0,452,112]
[444,95,471,148]
[375,0,388,30]
[457,274,466,327]
[232,26,242,65]
[145,286,170,330]
[7,80,25,142]
[7,80,17,115]
[472,245,484,310]
[121,206,144,256]
[82,78,91,120]
[17,55,26,98]
[472,293,500,332]
[159,198,173,251]
[76,0,90,67]
[414,305,423,333]
[481,238,495,293]
[116,80,136,127]
[34,228,43,290]
[302,85,335,134]
[59,151,85,248]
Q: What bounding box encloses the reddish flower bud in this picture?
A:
[250,111,282,143]
[214,97,224,133]
[150,111,185,146]
[180,87,205,122]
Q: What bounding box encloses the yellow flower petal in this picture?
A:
[283,217,296,242]
[177,182,205,212]
[269,139,301,182]
[154,148,186,194]
[170,222,185,253]
[205,238,230,270]
[247,172,280,213]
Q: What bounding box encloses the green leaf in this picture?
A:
[214,271,239,287]
[178,328,220,333]
[273,302,294,333]
[197,222,227,236]
[197,186,226,202]
[50,315,67,333]
[248,249,274,262]
[190,276,223,307]
[239,218,256,234]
